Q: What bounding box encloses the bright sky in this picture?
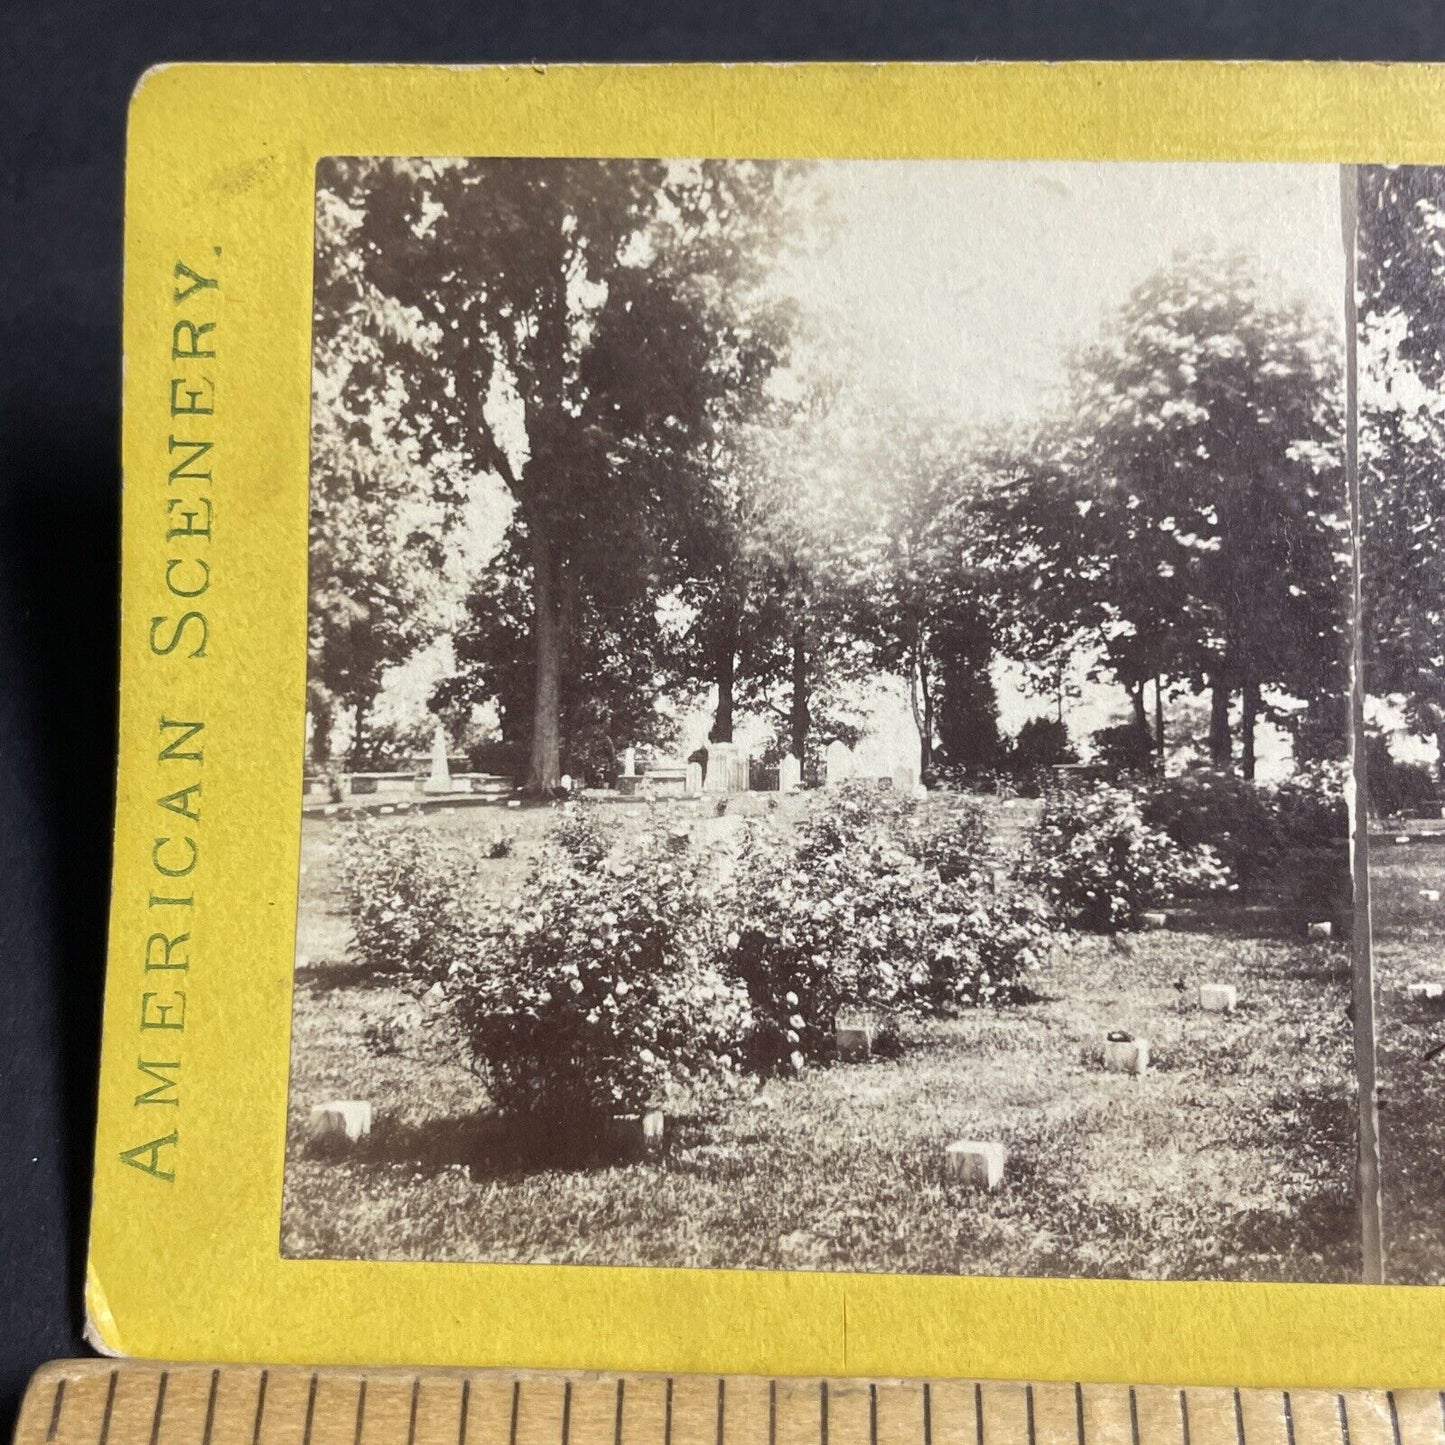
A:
[785,162,1347,427]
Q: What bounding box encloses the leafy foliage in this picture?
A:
[450,824,751,1126]
[1023,786,1231,932]
[337,820,484,986]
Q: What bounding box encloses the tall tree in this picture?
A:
[1358,165,1445,775]
[997,249,1346,777]
[319,157,801,792]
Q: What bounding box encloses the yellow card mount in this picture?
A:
[12,1364,1444,1445]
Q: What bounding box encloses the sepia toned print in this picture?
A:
[283,158,1361,1281]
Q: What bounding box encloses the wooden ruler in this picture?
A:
[12,1363,1445,1445]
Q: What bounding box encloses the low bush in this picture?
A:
[1022,785,1230,932]
[1142,768,1280,888]
[727,786,1047,1070]
[337,819,484,987]
[549,800,617,869]
[448,823,751,1130]
[905,791,991,882]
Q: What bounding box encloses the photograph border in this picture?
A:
[91,60,1445,1386]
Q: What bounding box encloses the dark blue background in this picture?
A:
[4,1,1445,1432]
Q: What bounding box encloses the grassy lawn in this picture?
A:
[1370,837,1445,1283]
[282,798,1359,1281]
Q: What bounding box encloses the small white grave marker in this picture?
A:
[1102,1034,1149,1075]
[1421,889,1442,903]
[944,1140,1006,1190]
[606,1109,665,1156]
[1396,834,1412,845]
[1199,984,1237,1013]
[310,1100,372,1144]
[1140,911,1169,930]
[1307,921,1332,940]
[1406,982,1445,1001]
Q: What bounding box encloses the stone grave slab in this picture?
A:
[945,1140,1006,1190]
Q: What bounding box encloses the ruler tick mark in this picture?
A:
[1338,1394,1352,1445]
[407,1380,420,1445]
[508,1383,520,1445]
[613,1380,624,1445]
[252,1373,269,1445]
[1180,1391,1191,1445]
[870,1385,878,1445]
[46,1379,66,1443]
[1074,1384,1085,1445]
[1028,1387,1037,1445]
[976,1383,985,1445]
[355,1381,367,1445]
[98,1372,119,1445]
[1388,1393,1402,1445]
[202,1371,220,1445]
[1128,1389,1139,1445]
[1284,1393,1296,1445]
[1234,1391,1245,1445]
[150,1373,169,1445]
[768,1381,776,1445]
[716,1380,726,1445]
[561,1380,572,1445]
[923,1384,932,1445]
[303,1377,318,1445]
[665,1381,673,1445]
[821,1382,829,1445]
[456,1380,467,1445]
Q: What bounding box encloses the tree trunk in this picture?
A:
[1131,681,1148,733]
[1154,674,1165,771]
[525,521,565,795]
[711,605,737,745]
[919,651,934,777]
[1241,677,1260,782]
[1209,675,1232,769]
[789,621,809,762]
[349,692,371,771]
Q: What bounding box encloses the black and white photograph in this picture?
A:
[1358,165,1445,1286]
[283,157,1361,1282]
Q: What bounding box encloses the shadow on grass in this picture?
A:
[307,1107,671,1180]
[295,958,403,993]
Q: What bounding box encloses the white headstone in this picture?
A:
[1420,889,1441,903]
[686,761,704,796]
[1198,983,1238,1013]
[944,1140,1005,1190]
[1102,1036,1149,1075]
[623,746,637,777]
[1139,911,1169,930]
[893,764,915,792]
[1405,982,1444,1001]
[310,1100,372,1144]
[779,754,802,793]
[1307,921,1332,940]
[825,739,853,786]
[422,725,454,794]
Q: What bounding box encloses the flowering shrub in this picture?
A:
[904,792,991,882]
[1021,785,1230,932]
[549,800,616,869]
[337,819,484,986]
[448,822,751,1128]
[726,786,1047,1069]
[1141,769,1279,887]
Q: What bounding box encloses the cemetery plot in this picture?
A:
[288,158,1365,1283]
[282,795,1356,1281]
